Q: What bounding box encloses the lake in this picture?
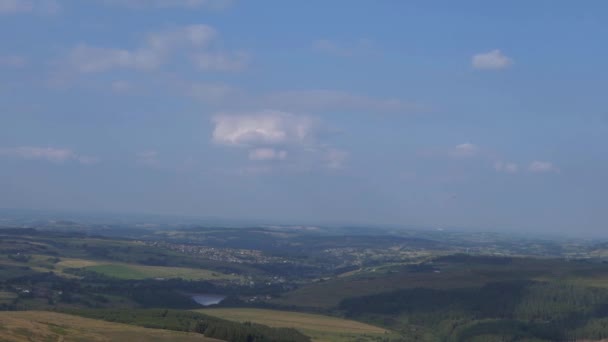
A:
[191,294,226,306]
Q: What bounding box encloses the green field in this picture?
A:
[82,263,237,280]
[196,308,390,342]
[0,311,220,342]
[0,255,238,280]
[0,253,239,281]
[53,257,238,281]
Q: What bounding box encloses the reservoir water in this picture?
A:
[191,294,226,306]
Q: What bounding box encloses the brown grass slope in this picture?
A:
[196,308,389,342]
[0,311,222,342]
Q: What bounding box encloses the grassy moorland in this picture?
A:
[196,308,390,342]
[0,311,221,342]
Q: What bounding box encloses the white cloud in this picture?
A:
[212,111,314,147]
[0,55,27,68]
[529,161,559,173]
[263,89,414,113]
[136,150,159,166]
[450,143,479,158]
[0,146,97,164]
[191,51,249,71]
[211,111,346,170]
[0,0,59,14]
[312,38,373,57]
[248,148,287,161]
[494,161,518,174]
[67,24,218,73]
[472,49,513,70]
[102,0,232,9]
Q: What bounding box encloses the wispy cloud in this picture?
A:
[68,44,164,73]
[136,150,160,166]
[0,0,32,13]
[494,161,519,174]
[187,83,238,103]
[325,148,348,169]
[424,144,558,177]
[248,148,288,161]
[450,143,480,158]
[529,161,560,173]
[0,0,59,14]
[184,83,422,114]
[101,0,233,10]
[191,51,249,71]
[262,89,417,113]
[146,24,216,49]
[111,80,132,93]
[0,55,27,68]
[67,25,215,73]
[65,24,245,74]
[0,146,98,164]
[472,49,513,70]
[77,155,101,165]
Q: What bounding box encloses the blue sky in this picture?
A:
[1,0,607,234]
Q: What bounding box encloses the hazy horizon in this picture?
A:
[1,1,607,234]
